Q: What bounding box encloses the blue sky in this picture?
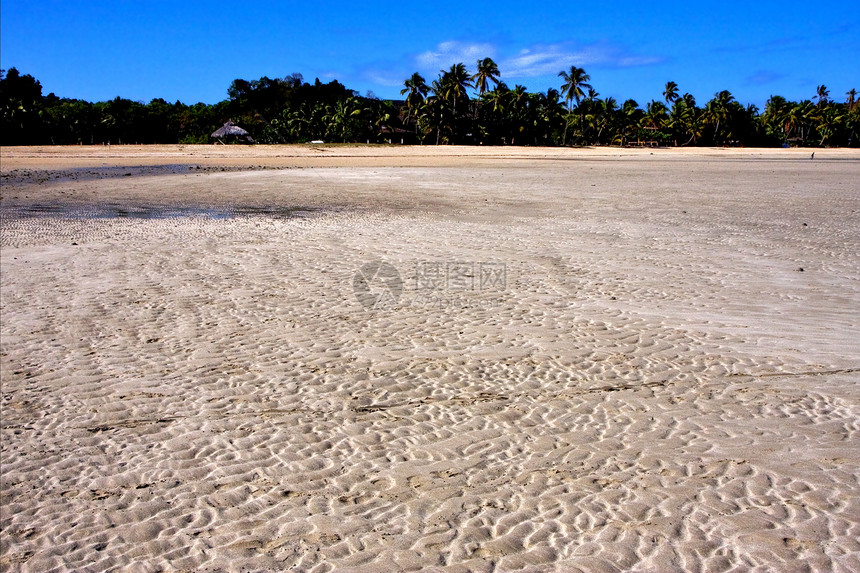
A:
[2,1,858,109]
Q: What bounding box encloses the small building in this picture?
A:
[211,121,255,144]
[379,126,417,145]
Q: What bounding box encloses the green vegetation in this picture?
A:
[1,64,857,147]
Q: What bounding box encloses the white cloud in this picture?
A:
[616,55,662,67]
[744,70,785,86]
[502,44,597,77]
[413,40,662,79]
[502,42,662,77]
[416,41,497,70]
[365,71,404,87]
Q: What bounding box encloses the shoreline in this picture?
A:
[2,147,858,572]
[3,144,858,172]
[3,145,857,217]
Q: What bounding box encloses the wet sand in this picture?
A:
[2,145,859,572]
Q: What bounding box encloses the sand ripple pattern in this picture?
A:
[2,159,859,572]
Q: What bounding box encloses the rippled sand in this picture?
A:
[2,146,859,572]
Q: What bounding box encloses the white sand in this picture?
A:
[1,146,859,572]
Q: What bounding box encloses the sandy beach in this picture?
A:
[1,145,859,572]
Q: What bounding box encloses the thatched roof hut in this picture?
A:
[211,121,254,143]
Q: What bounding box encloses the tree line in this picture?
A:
[1,62,857,147]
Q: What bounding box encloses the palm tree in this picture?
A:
[507,85,529,145]
[372,101,399,142]
[476,83,507,144]
[558,66,592,145]
[473,58,500,96]
[438,63,473,139]
[846,88,857,112]
[322,97,366,142]
[282,103,311,141]
[669,99,700,146]
[441,63,473,113]
[763,95,791,143]
[643,100,669,130]
[425,75,459,144]
[619,99,642,146]
[787,100,815,142]
[703,90,736,144]
[528,87,565,145]
[576,88,601,144]
[401,73,429,137]
[594,97,618,144]
[401,73,429,107]
[816,85,830,107]
[845,93,859,146]
[663,81,680,105]
[815,105,842,146]
[681,93,697,109]
[416,96,443,144]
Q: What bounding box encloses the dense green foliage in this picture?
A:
[1,65,857,146]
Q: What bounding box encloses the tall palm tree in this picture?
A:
[439,63,473,127]
[663,81,680,105]
[298,103,325,141]
[815,105,842,146]
[681,93,697,109]
[507,85,529,145]
[763,95,791,143]
[669,98,700,146]
[473,58,500,96]
[845,88,857,111]
[322,97,365,142]
[425,73,464,144]
[816,85,830,107]
[787,100,815,142]
[529,87,565,145]
[703,90,736,144]
[543,87,565,116]
[643,100,669,130]
[845,92,859,146]
[481,82,509,114]
[401,73,429,136]
[594,97,618,144]
[558,66,592,145]
[577,88,601,144]
[401,73,429,107]
[374,101,400,141]
[619,99,642,146]
[476,83,507,144]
